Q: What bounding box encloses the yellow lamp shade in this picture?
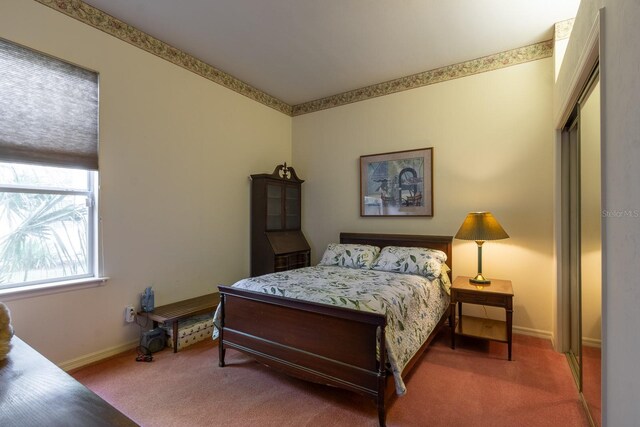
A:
[455,212,508,284]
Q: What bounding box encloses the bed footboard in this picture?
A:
[218,285,388,426]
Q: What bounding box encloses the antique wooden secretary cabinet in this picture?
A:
[250,164,310,276]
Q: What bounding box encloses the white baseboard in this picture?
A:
[57,326,559,372]
[582,337,602,348]
[58,338,139,372]
[513,325,553,341]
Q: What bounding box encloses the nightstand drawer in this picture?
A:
[454,290,507,307]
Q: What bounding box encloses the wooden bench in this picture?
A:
[138,292,220,353]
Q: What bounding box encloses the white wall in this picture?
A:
[293,58,556,336]
[0,0,291,364]
[554,0,604,127]
[600,1,640,424]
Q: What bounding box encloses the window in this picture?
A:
[0,38,100,292]
[0,162,98,289]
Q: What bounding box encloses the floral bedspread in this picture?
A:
[214,265,450,395]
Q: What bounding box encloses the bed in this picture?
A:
[216,232,453,426]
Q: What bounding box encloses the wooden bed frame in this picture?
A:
[217,232,453,426]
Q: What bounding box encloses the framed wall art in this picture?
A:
[360,147,433,217]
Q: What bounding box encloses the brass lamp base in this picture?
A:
[469,274,491,285]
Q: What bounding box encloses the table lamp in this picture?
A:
[455,212,509,284]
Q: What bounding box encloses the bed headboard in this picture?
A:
[339,232,453,274]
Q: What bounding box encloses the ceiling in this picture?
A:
[82,0,580,106]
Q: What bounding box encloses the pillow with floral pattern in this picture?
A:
[318,243,381,269]
[370,246,447,280]
[439,264,452,294]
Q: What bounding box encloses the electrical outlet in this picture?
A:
[125,306,135,323]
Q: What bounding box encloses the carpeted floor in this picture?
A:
[582,345,601,426]
[71,331,589,427]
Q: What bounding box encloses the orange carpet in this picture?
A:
[71,331,589,426]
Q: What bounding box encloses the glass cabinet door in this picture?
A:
[285,185,300,229]
[266,183,283,230]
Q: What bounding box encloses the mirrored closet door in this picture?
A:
[562,72,601,427]
[579,77,601,427]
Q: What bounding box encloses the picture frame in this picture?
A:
[360,147,433,217]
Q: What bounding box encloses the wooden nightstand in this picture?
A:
[449,276,514,360]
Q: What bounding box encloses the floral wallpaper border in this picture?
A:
[555,18,575,41]
[292,40,553,116]
[34,0,293,115]
[34,0,554,118]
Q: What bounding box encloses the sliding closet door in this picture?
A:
[579,80,601,427]
[565,115,582,385]
[562,73,601,427]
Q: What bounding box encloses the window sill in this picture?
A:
[0,277,110,301]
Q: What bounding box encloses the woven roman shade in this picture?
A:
[0,38,98,170]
